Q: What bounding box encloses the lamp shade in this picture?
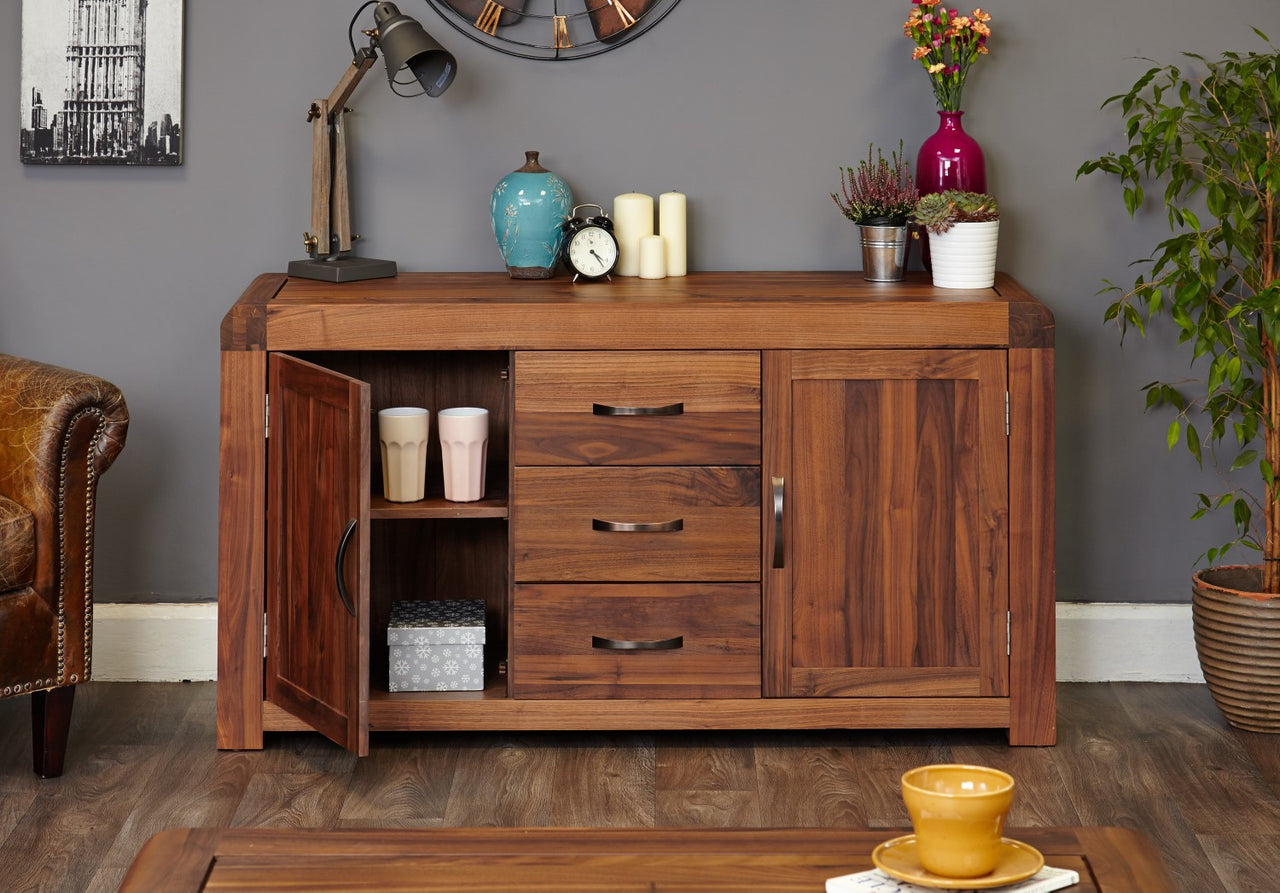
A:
[374,2,457,97]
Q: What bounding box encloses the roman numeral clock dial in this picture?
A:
[424,0,684,60]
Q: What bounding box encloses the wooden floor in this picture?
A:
[0,683,1276,892]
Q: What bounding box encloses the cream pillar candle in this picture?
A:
[639,235,667,279]
[613,192,654,277]
[659,191,687,276]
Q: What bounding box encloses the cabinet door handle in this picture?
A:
[334,518,357,618]
[592,518,684,532]
[592,402,684,417]
[592,635,684,651]
[771,476,785,568]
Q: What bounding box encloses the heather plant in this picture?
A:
[911,190,999,234]
[832,141,919,226]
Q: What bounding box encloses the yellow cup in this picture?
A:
[900,764,1015,878]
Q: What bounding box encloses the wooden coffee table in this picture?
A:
[119,826,1173,892]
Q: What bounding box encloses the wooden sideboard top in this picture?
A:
[222,271,1054,352]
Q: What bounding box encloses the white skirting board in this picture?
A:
[89,602,1204,684]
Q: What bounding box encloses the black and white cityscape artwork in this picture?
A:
[20,0,183,165]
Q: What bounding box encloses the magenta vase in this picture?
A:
[916,110,986,195]
[916,111,986,271]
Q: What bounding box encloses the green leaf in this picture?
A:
[1167,418,1181,450]
[1187,423,1203,464]
[1124,186,1141,216]
[1231,449,1258,471]
[1234,498,1253,533]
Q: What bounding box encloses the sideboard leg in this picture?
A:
[1008,347,1056,746]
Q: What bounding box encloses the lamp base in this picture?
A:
[288,255,397,282]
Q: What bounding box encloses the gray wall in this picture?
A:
[1,0,1273,604]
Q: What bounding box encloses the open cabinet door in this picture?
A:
[266,353,370,755]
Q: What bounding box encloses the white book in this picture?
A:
[826,865,1080,893]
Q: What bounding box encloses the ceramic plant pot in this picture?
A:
[928,219,999,289]
[1192,565,1280,733]
[490,150,573,279]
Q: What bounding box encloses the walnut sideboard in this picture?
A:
[217,271,1056,754]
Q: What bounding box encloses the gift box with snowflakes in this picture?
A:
[387,599,486,692]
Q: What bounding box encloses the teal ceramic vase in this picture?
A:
[490,151,573,279]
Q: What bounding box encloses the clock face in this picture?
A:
[566,226,618,278]
[423,1,683,61]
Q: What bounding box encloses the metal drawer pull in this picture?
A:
[592,518,684,532]
[592,635,684,651]
[334,518,358,618]
[592,402,684,417]
[771,476,785,569]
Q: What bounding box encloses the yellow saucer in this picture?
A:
[871,834,1045,890]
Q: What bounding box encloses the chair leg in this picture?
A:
[31,685,76,778]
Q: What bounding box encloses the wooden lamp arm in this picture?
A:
[305,49,378,259]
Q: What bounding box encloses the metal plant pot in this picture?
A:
[1192,565,1280,733]
[858,222,909,282]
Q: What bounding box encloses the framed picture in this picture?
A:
[20,0,184,165]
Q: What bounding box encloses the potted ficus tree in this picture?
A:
[832,142,919,282]
[911,190,1000,288]
[1078,31,1280,732]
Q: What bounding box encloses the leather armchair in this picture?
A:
[0,355,128,777]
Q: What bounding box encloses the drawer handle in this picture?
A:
[592,635,684,651]
[334,518,357,618]
[771,476,785,569]
[592,402,684,417]
[592,518,684,533]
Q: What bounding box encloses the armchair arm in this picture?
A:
[0,355,129,686]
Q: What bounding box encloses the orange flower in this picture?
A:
[972,8,992,22]
[928,62,947,74]
[912,46,932,60]
[971,21,990,37]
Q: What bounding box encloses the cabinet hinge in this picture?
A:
[264,394,270,439]
[263,612,269,658]
[1005,391,1010,437]
[1006,611,1011,656]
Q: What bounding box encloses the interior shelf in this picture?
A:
[369,493,508,520]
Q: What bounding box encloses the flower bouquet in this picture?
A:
[904,1,992,111]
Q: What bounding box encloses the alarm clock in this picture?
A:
[561,204,620,281]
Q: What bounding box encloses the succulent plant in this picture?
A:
[912,190,1000,234]
[832,142,919,226]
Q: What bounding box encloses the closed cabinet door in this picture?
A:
[763,350,1008,699]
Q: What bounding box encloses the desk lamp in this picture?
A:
[288,1,457,282]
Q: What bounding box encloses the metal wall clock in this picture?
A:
[423,0,683,61]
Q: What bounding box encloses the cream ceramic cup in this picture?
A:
[900,764,1015,878]
[378,407,430,502]
[438,407,488,502]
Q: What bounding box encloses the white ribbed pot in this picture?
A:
[929,219,999,289]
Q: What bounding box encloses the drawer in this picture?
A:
[513,351,760,465]
[513,466,761,582]
[512,583,761,698]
